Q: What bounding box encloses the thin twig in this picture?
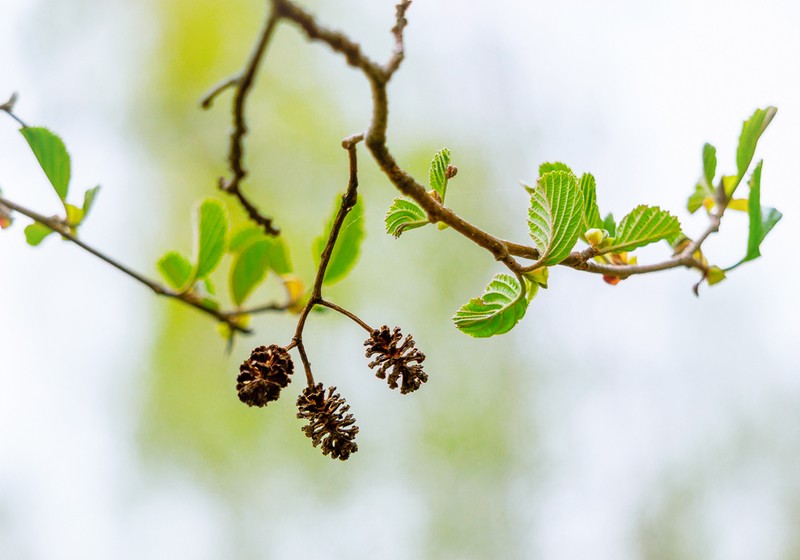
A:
[318,299,372,332]
[272,0,386,82]
[200,76,241,109]
[289,134,366,387]
[272,0,734,287]
[0,196,254,334]
[0,93,28,128]
[385,1,412,77]
[218,10,281,236]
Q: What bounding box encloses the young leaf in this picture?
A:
[687,182,714,214]
[539,162,573,177]
[20,127,71,201]
[599,205,681,254]
[229,226,262,253]
[527,171,582,266]
[265,236,293,275]
[82,186,101,219]
[385,197,429,237]
[65,203,84,227]
[313,196,364,285]
[703,143,717,188]
[453,273,532,338]
[24,222,53,246]
[602,213,616,237]
[579,173,602,235]
[229,239,271,306]
[429,148,451,201]
[688,143,717,214]
[158,251,193,290]
[203,277,216,296]
[727,161,782,270]
[194,199,228,280]
[736,106,777,184]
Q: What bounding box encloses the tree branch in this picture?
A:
[0,195,293,334]
[288,133,373,387]
[211,10,281,236]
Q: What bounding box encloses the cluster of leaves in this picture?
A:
[687,107,782,273]
[13,127,100,244]
[4,122,368,342]
[155,192,365,331]
[385,108,781,338]
[5,107,782,344]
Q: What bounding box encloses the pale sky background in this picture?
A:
[1,1,799,559]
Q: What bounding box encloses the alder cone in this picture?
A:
[364,325,428,394]
[236,344,294,407]
[296,383,359,461]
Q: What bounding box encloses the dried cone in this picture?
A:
[236,345,294,407]
[296,383,359,461]
[364,325,428,394]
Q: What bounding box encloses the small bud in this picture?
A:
[446,165,458,179]
[706,266,726,286]
[0,204,12,230]
[525,267,549,289]
[584,228,606,248]
[282,275,306,314]
[427,189,443,204]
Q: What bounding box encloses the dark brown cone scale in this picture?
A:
[236,345,294,407]
[364,325,428,394]
[296,383,359,461]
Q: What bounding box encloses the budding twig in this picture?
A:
[0,196,290,334]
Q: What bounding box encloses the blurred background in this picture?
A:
[1,0,799,558]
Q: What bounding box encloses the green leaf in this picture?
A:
[453,273,533,338]
[579,173,602,235]
[313,196,364,285]
[429,148,451,201]
[157,251,193,290]
[707,266,726,286]
[602,213,616,237]
[702,143,717,188]
[24,222,53,246]
[687,182,712,214]
[688,143,717,214]
[65,203,84,227]
[194,199,228,280]
[228,226,262,253]
[385,197,428,238]
[727,161,782,270]
[527,171,583,266]
[203,277,216,296]
[539,162,573,177]
[599,205,682,254]
[82,186,101,219]
[20,127,71,201]
[229,239,271,306]
[265,236,292,275]
[737,107,777,181]
[229,225,292,274]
